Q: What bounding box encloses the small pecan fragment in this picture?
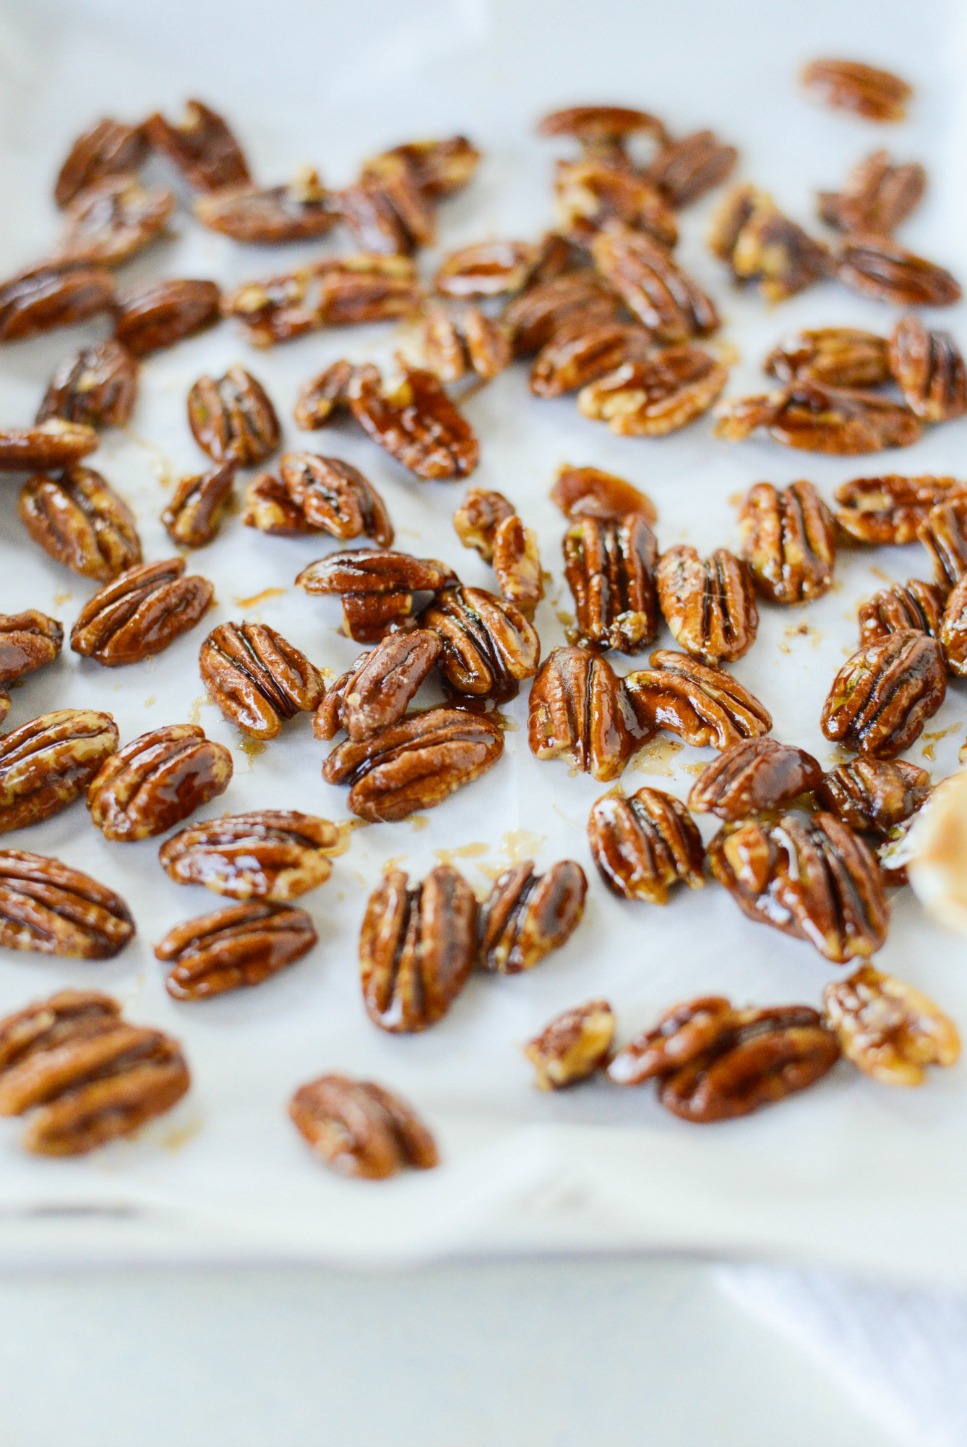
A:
[87,723,232,842]
[857,578,946,646]
[296,549,453,643]
[160,811,338,901]
[315,630,442,742]
[37,339,138,430]
[563,514,659,653]
[801,58,911,122]
[824,964,959,1085]
[737,480,836,605]
[277,453,393,545]
[290,1073,438,1179]
[765,328,891,390]
[420,302,513,383]
[709,185,829,300]
[624,650,772,751]
[537,105,668,157]
[479,860,587,974]
[688,737,822,821]
[71,557,213,667]
[54,118,149,208]
[19,466,141,581]
[821,631,946,758]
[293,360,359,430]
[578,346,728,435]
[588,787,705,905]
[818,151,926,235]
[0,850,134,958]
[420,585,540,701]
[525,1000,615,1089]
[434,240,538,299]
[225,256,421,346]
[834,474,967,547]
[145,100,251,192]
[889,315,967,423]
[194,168,338,243]
[554,159,678,248]
[918,499,967,590]
[0,264,115,343]
[359,864,477,1031]
[162,461,236,548]
[199,621,324,739]
[347,363,479,480]
[453,488,516,559]
[241,472,318,535]
[505,273,624,357]
[368,137,480,199]
[656,546,758,665]
[529,647,643,781]
[708,811,889,962]
[591,226,719,340]
[0,421,98,473]
[0,709,118,834]
[939,572,967,676]
[646,129,738,208]
[156,901,316,1000]
[550,465,657,525]
[114,277,221,356]
[55,176,175,268]
[608,995,734,1085]
[186,366,280,466]
[817,758,931,837]
[0,612,62,687]
[339,158,435,255]
[492,515,544,620]
[835,235,961,307]
[530,321,654,399]
[716,382,922,454]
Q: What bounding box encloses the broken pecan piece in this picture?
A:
[889,315,967,423]
[0,612,63,687]
[37,339,138,430]
[834,474,967,546]
[816,758,931,837]
[646,129,738,208]
[70,557,213,666]
[420,302,513,383]
[278,453,393,545]
[624,650,772,751]
[162,461,237,548]
[737,480,836,605]
[939,572,967,675]
[529,647,642,781]
[193,168,338,243]
[0,264,115,343]
[0,850,135,958]
[114,277,221,356]
[347,363,479,480]
[290,1073,438,1179]
[588,787,705,905]
[764,328,891,390]
[434,239,539,299]
[453,488,516,560]
[835,235,961,307]
[241,472,320,535]
[54,117,149,208]
[823,964,959,1085]
[918,498,967,590]
[709,185,829,300]
[199,621,324,739]
[292,360,359,430]
[186,366,280,465]
[160,811,338,901]
[716,382,922,454]
[145,99,251,192]
[296,549,453,643]
[818,150,926,235]
[478,860,587,974]
[857,577,946,646]
[0,709,118,834]
[19,466,141,581]
[801,58,911,122]
[591,225,719,340]
[821,631,946,758]
[525,1000,615,1089]
[315,630,442,742]
[225,256,421,345]
[562,514,659,653]
[421,585,540,701]
[0,421,98,473]
[156,901,316,1001]
[538,104,667,155]
[577,346,728,435]
[550,465,657,525]
[87,723,232,842]
[505,272,624,356]
[368,137,480,199]
[491,515,543,620]
[55,175,175,268]
[688,738,822,822]
[655,545,758,664]
[554,158,678,248]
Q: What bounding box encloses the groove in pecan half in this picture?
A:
[656,545,758,665]
[186,366,280,465]
[0,990,121,1075]
[737,480,837,605]
[801,58,911,122]
[71,557,213,667]
[816,758,931,838]
[588,786,705,905]
[608,995,734,1085]
[939,572,967,676]
[37,339,138,430]
[835,234,961,307]
[525,1000,615,1089]
[0,709,118,835]
[504,273,624,357]
[199,621,324,740]
[156,901,316,1001]
[889,315,967,423]
[530,321,654,399]
[367,136,480,199]
[194,168,338,243]
[624,650,772,751]
[434,239,539,299]
[821,630,946,758]
[347,363,479,480]
[765,328,891,390]
[54,118,149,208]
[160,811,339,901]
[315,630,442,742]
[339,156,436,255]
[492,515,543,620]
[421,585,540,701]
[858,577,946,646]
[113,278,222,357]
[0,612,63,687]
[290,1073,438,1179]
[563,514,659,653]
[54,176,175,269]
[19,466,141,581]
[823,964,959,1085]
[0,264,115,343]
[145,100,251,192]
[162,461,237,548]
[818,151,926,235]
[528,647,644,781]
[554,159,678,248]
[918,499,967,590]
[591,225,719,341]
[453,488,516,560]
[478,860,587,974]
[87,723,232,841]
[0,421,98,473]
[716,382,922,454]
[225,256,421,346]
[550,465,657,525]
[834,474,967,547]
[278,453,393,545]
[578,346,728,435]
[709,185,829,301]
[688,737,822,822]
[0,850,135,958]
[646,129,738,208]
[420,302,513,383]
[296,548,454,643]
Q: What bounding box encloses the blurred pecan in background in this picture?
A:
[0,851,135,959]
[290,1074,438,1179]
[525,1000,615,1090]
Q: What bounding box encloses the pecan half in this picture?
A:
[608,995,734,1085]
[525,1000,615,1089]
[709,185,829,300]
[624,650,772,751]
[0,709,118,834]
[290,1073,438,1179]
[54,118,148,207]
[0,850,135,958]
[453,488,516,560]
[577,347,728,435]
[420,302,513,383]
[19,466,141,581]
[339,158,435,255]
[277,453,393,545]
[816,758,931,837]
[715,383,922,454]
[160,811,339,900]
[708,811,889,962]
[186,366,280,465]
[193,168,338,243]
[55,176,175,268]
[889,315,967,423]
[71,557,213,666]
[918,499,967,590]
[492,515,543,620]
[591,225,719,340]
[296,549,453,643]
[646,130,738,208]
[939,572,967,675]
[434,240,539,299]
[823,964,959,1085]
[835,235,961,307]
[162,461,236,548]
[563,514,659,653]
[315,630,442,742]
[655,546,758,664]
[156,901,316,1001]
[199,621,324,739]
[530,321,654,399]
[241,472,319,535]
[550,465,657,525]
[554,159,678,248]
[0,990,121,1073]
[688,738,822,821]
[0,421,98,473]
[0,264,115,343]
[347,363,479,480]
[0,612,63,687]
[737,480,836,605]
[539,104,667,151]
[359,864,477,1031]
[224,256,421,345]
[292,360,358,429]
[368,136,480,198]
[478,860,587,973]
[834,474,967,546]
[529,647,643,780]
[801,58,911,122]
[88,723,232,842]
[764,328,891,390]
[588,786,705,905]
[37,339,138,429]
[420,585,540,701]
[857,577,946,646]
[821,631,946,758]
[818,151,926,235]
[113,278,221,357]
[504,273,624,356]
[145,100,251,192]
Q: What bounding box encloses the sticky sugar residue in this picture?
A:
[920,726,958,762]
[233,586,287,609]
[239,736,266,767]
[502,828,544,862]
[325,818,371,857]
[160,1114,204,1153]
[632,736,684,777]
[434,841,490,868]
[409,815,430,832]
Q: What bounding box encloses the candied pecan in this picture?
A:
[420,302,513,383]
[525,1000,615,1089]
[857,578,946,645]
[156,901,315,1000]
[293,360,359,430]
[709,185,829,301]
[186,366,280,466]
[0,421,98,473]
[646,129,738,208]
[290,1073,437,1179]
[278,452,393,545]
[194,168,338,243]
[199,621,324,739]
[562,514,658,654]
[361,865,476,1031]
[0,612,62,687]
[0,264,114,343]
[434,240,538,299]
[162,461,236,549]
[591,225,719,340]
[241,472,319,535]
[821,631,946,758]
[623,650,772,751]
[577,347,728,435]
[817,758,931,837]
[588,786,705,905]
[478,860,587,974]
[55,176,175,268]
[225,257,421,346]
[716,382,922,454]
[801,58,911,122]
[0,709,118,834]
[323,707,503,821]
[608,995,735,1085]
[453,488,516,559]
[537,105,668,158]
[114,277,221,356]
[296,549,453,643]
[0,990,121,1074]
[347,363,479,480]
[764,328,891,390]
[315,630,442,743]
[160,811,338,901]
[145,100,251,192]
[87,723,232,842]
[37,339,138,430]
[504,273,624,357]
[54,118,148,208]
[554,159,678,248]
[530,321,654,399]
[339,158,435,255]
[834,474,967,546]
[19,465,140,580]
[889,315,967,423]
[550,464,657,525]
[688,737,821,821]
[420,585,540,701]
[492,515,543,620]
[656,546,758,665]
[708,811,889,962]
[824,964,959,1085]
[70,557,213,666]
[835,235,960,307]
[818,151,926,235]
[529,647,643,781]
[0,850,135,958]
[367,137,480,199]
[918,499,967,589]
[737,480,836,605]
[939,571,967,675]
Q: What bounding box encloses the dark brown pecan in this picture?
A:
[0,264,115,343]
[834,474,967,546]
[0,850,135,958]
[160,811,338,901]
[528,647,643,781]
[918,499,967,589]
[199,621,324,740]
[20,466,142,581]
[801,58,911,121]
[241,472,322,535]
[194,168,337,243]
[530,321,654,399]
[688,738,821,821]
[491,515,543,620]
[550,465,657,525]
[114,278,221,357]
[0,612,62,687]
[817,758,931,837]
[359,864,477,1031]
[563,514,659,653]
[588,786,705,905]
[715,382,922,454]
[608,995,734,1085]
[420,302,513,383]
[55,176,174,268]
[315,631,442,742]
[87,723,232,842]
[505,273,624,357]
[347,363,479,480]
[655,546,758,665]
[708,811,889,962]
[0,710,118,834]
[525,1000,615,1089]
[339,158,436,255]
[71,557,213,667]
[478,860,587,974]
[939,572,967,675]
[186,366,280,466]
[0,421,98,473]
[434,240,539,299]
[764,328,891,389]
[537,105,668,158]
[858,578,946,645]
[0,990,121,1075]
[145,100,251,192]
[591,225,719,340]
[296,549,453,643]
[646,129,738,207]
[156,901,315,1001]
[453,488,516,559]
[818,151,926,235]
[292,360,358,429]
[709,185,829,300]
[554,159,678,248]
[835,235,961,307]
[224,256,421,346]
[420,586,540,702]
[37,339,138,429]
[889,315,967,423]
[54,118,148,207]
[821,631,946,758]
[277,453,393,545]
[737,480,837,605]
[290,1073,438,1179]
[162,461,236,548]
[623,650,772,751]
[823,964,959,1085]
[367,136,480,199]
[578,346,728,435]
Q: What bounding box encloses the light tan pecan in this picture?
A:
[186,366,280,465]
[225,256,421,346]
[0,990,121,1075]
[554,158,678,248]
[834,474,967,546]
[155,901,316,1000]
[688,738,822,821]
[145,99,251,192]
[918,499,967,589]
[315,630,442,742]
[434,240,539,299]
[37,339,138,430]
[889,315,967,423]
[420,585,540,701]
[453,488,516,559]
[858,577,946,646]
[550,464,657,525]
[366,136,480,199]
[160,811,339,900]
[323,707,504,821]
[709,185,829,300]
[737,480,836,606]
[420,302,513,383]
[588,786,705,905]
[530,321,654,398]
[193,168,338,243]
[199,621,324,739]
[54,175,174,268]
[608,995,734,1085]
[0,264,115,343]
[816,758,931,837]
[823,964,959,1085]
[54,118,148,207]
[19,466,141,581]
[0,850,135,958]
[655,546,758,665]
[492,515,544,620]
[645,129,738,208]
[835,235,961,307]
[0,421,98,472]
[801,58,912,121]
[347,363,479,480]
[818,151,926,235]
[0,709,118,834]
[577,346,728,435]
[114,278,222,357]
[537,105,668,159]
[339,156,436,255]
[241,472,322,535]
[525,1000,615,1089]
[290,1073,438,1179]
[715,382,922,454]
[563,514,659,653]
[529,647,643,780]
[296,548,454,643]
[504,272,625,357]
[162,461,236,548]
[939,571,967,675]
[359,864,477,1031]
[478,860,587,974]
[0,612,63,687]
[764,328,891,389]
[708,811,889,962]
[591,225,719,340]
[821,631,946,757]
[277,452,393,545]
[71,557,213,667]
[292,360,358,430]
[624,650,772,751]
[87,723,232,841]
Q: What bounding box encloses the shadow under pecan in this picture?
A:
[588,786,705,905]
[0,849,135,958]
[656,545,758,665]
[834,474,967,547]
[591,225,719,341]
[421,585,540,701]
[478,860,587,974]
[278,452,393,545]
[187,365,280,466]
[939,571,967,675]
[530,321,654,399]
[715,382,922,454]
[646,129,738,208]
[37,339,138,430]
[764,327,891,390]
[293,359,363,430]
[54,117,149,208]
[20,466,141,582]
[550,465,657,526]
[420,301,513,383]
[889,315,967,423]
[145,99,251,192]
[200,621,324,739]
[737,480,836,605]
[835,234,961,308]
[0,420,98,472]
[70,557,214,666]
[525,999,615,1089]
[554,158,678,248]
[918,498,967,590]
[818,150,926,236]
[816,758,931,838]
[225,256,421,346]
[801,57,911,121]
[314,630,442,743]
[290,1073,438,1179]
[709,185,829,301]
[688,737,822,822]
[578,346,728,435]
[563,514,659,653]
[820,630,947,758]
[505,272,624,357]
[87,722,232,841]
[823,964,960,1086]
[858,577,946,647]
[347,363,479,480]
[0,264,115,343]
[528,646,644,781]
[0,611,63,687]
[0,709,118,834]
[296,548,454,644]
[156,901,316,1001]
[54,175,175,269]
[624,650,772,751]
[160,810,339,901]
[194,168,338,243]
[359,864,477,1031]
[113,277,222,357]
[162,461,237,548]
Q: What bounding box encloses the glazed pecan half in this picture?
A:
[624,650,772,751]
[70,557,213,666]
[530,321,654,399]
[688,738,822,822]
[55,175,174,269]
[528,647,643,781]
[646,129,738,208]
[889,315,967,423]
[491,515,544,620]
[0,420,98,472]
[816,758,931,837]
[87,723,232,841]
[315,630,442,742]
[156,901,316,1000]
[505,273,624,356]
[588,787,705,905]
[577,346,728,435]
[0,990,121,1074]
[608,995,734,1085]
[737,480,837,605]
[525,1000,615,1089]
[359,864,477,1031]
[550,465,657,525]
[290,1073,438,1179]
[823,964,959,1085]
[162,461,236,548]
[0,264,115,343]
[656,546,758,665]
[19,466,141,582]
[0,850,135,958]
[421,585,540,701]
[113,278,222,357]
[478,860,587,974]
[347,363,479,480]
[818,151,926,235]
[145,99,251,192]
[563,514,659,653]
[801,58,911,121]
[764,328,891,390]
[434,239,539,299]
[591,225,719,341]
[820,631,946,757]
[199,621,324,739]
[292,360,358,429]
[339,156,436,255]
[709,185,829,301]
[296,548,453,643]
[835,235,961,307]
[834,474,967,546]
[0,611,63,687]
[453,489,516,559]
[54,117,149,207]
[918,499,967,590]
[420,302,513,383]
[187,366,281,465]
[160,811,339,901]
[715,382,922,454]
[939,571,967,675]
[554,158,678,248]
[537,104,668,158]
[857,578,946,646]
[225,256,421,345]
[0,709,118,835]
[37,339,138,430]
[193,168,338,244]
[277,453,393,545]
